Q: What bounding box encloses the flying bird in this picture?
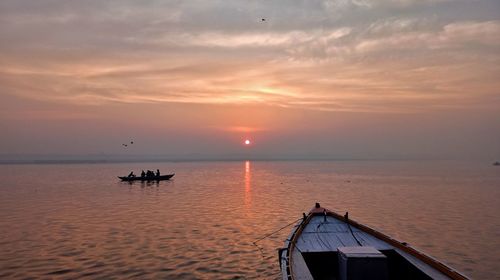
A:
[261,18,266,22]
[122,140,134,147]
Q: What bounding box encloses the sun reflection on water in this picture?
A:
[244,161,251,210]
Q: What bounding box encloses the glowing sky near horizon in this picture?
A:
[0,0,499,159]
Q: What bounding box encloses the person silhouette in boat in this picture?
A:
[128,171,135,178]
[141,170,146,178]
[156,169,160,177]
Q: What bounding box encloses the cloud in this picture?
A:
[355,20,500,53]
[209,126,269,133]
[323,0,453,10]
[157,28,352,48]
[443,20,500,46]
[0,1,499,115]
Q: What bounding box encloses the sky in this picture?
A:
[0,0,499,161]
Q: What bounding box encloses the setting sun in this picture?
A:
[244,139,251,145]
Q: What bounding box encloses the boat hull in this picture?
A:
[280,203,469,280]
[118,174,175,181]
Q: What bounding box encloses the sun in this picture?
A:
[244,139,251,145]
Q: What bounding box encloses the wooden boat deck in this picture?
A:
[296,216,392,253]
[280,205,469,280]
[292,216,451,279]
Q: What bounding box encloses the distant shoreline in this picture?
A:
[0,157,492,165]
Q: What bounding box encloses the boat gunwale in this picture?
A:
[283,214,311,280]
[283,205,469,280]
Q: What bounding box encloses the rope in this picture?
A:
[252,217,303,244]
[345,213,363,246]
[251,216,304,277]
[315,222,333,251]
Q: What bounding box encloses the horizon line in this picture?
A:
[0,156,494,165]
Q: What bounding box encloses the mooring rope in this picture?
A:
[252,217,304,245]
[251,216,304,264]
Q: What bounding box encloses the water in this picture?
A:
[0,160,498,279]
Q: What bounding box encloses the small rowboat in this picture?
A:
[279,203,469,280]
[118,174,175,182]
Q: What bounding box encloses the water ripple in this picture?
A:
[0,161,498,279]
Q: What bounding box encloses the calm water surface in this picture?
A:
[0,161,499,279]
